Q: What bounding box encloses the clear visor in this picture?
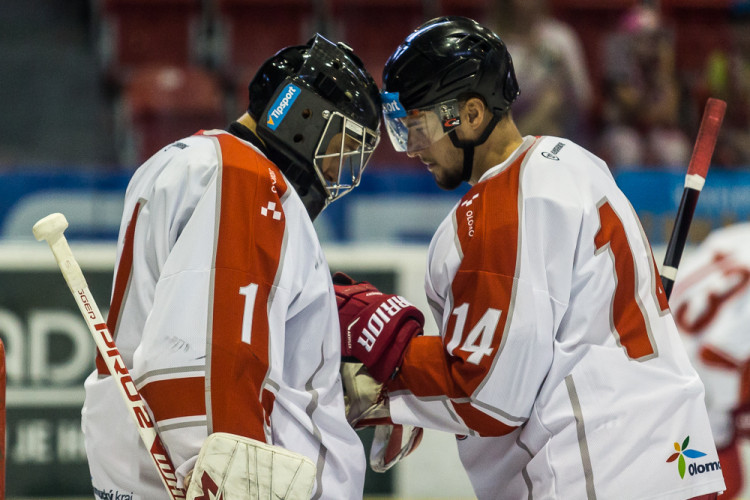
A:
[382,92,461,153]
[314,111,379,202]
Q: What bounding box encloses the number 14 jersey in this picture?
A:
[389,136,725,499]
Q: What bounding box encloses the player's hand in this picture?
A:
[340,362,423,472]
[333,272,424,383]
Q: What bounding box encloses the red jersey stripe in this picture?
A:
[208,133,287,442]
[393,149,528,434]
[98,201,142,375]
[140,376,206,422]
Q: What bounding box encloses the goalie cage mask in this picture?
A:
[249,34,381,220]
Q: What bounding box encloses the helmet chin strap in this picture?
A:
[448,114,500,182]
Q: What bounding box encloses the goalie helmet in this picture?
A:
[381,17,520,181]
[248,35,381,220]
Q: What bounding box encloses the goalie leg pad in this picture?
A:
[186,432,317,500]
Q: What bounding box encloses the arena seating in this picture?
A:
[121,65,225,165]
[99,0,204,85]
[96,0,737,168]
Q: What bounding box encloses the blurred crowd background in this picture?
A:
[1,0,748,174]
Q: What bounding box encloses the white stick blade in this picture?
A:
[32,213,69,242]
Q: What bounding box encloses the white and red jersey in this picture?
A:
[389,136,725,499]
[82,130,365,499]
[670,223,750,498]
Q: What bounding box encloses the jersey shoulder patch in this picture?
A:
[534,137,570,162]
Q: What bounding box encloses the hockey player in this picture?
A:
[335,17,726,499]
[82,35,381,499]
[670,223,750,499]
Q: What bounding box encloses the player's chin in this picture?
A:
[434,170,463,191]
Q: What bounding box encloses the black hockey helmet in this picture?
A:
[383,16,519,117]
[381,17,519,182]
[248,34,381,219]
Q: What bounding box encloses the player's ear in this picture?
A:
[463,97,487,130]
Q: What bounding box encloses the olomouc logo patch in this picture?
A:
[666,436,720,479]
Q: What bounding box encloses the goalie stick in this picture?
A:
[661,97,726,300]
[33,213,186,500]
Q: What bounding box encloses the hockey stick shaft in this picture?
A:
[661,98,726,300]
[32,213,186,499]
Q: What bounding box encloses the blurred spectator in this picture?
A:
[670,222,750,499]
[489,0,593,145]
[599,4,692,170]
[699,5,750,168]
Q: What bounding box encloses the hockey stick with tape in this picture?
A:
[661,98,726,300]
[33,213,186,500]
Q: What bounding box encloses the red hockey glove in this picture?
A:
[333,272,424,383]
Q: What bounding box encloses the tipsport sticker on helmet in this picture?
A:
[267,83,301,131]
[381,92,406,119]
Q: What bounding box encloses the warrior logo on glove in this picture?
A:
[333,272,424,382]
[352,295,414,352]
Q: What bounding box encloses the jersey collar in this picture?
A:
[477,135,538,184]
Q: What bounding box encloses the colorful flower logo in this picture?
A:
[666,436,707,478]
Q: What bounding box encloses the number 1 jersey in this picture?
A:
[82,130,365,499]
